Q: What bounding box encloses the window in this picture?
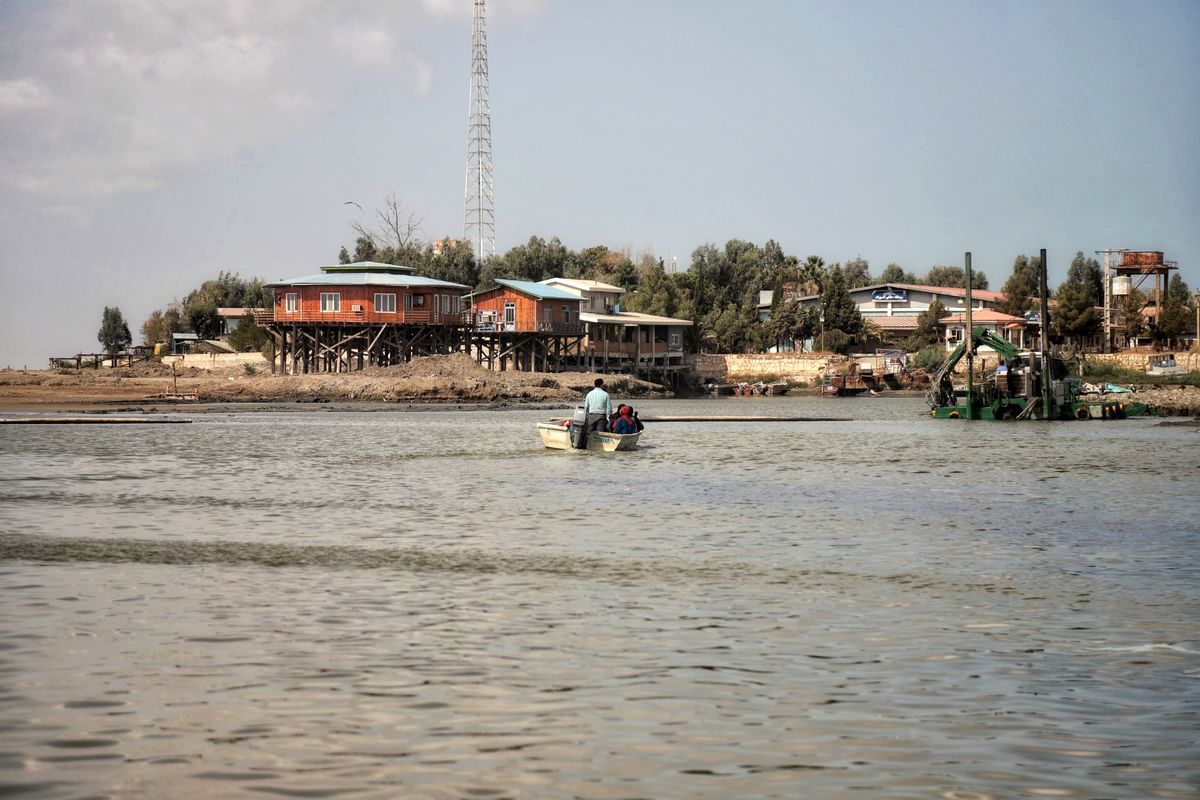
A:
[544,306,552,324]
[441,295,451,313]
[413,295,426,307]
[375,293,396,313]
[504,302,516,326]
[451,296,461,313]
[320,292,340,313]
[285,293,298,313]
[670,333,680,347]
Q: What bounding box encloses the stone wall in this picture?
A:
[161,353,272,373]
[1084,351,1200,372]
[688,352,834,382]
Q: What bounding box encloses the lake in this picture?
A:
[1,397,1198,799]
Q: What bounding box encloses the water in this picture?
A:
[1,397,1198,799]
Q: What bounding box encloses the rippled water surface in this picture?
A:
[1,398,1198,799]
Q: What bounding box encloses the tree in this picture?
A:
[98,307,132,354]
[227,314,268,352]
[141,307,184,346]
[997,254,1040,317]
[907,298,949,349]
[349,193,426,257]
[1117,288,1147,345]
[815,264,864,351]
[798,255,826,295]
[843,257,872,289]
[768,299,814,351]
[188,304,222,339]
[924,265,990,290]
[1152,291,1190,347]
[1065,251,1103,307]
[1052,281,1100,346]
[880,263,915,284]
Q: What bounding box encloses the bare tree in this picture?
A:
[350,193,428,251]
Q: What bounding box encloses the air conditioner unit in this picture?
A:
[352,304,363,312]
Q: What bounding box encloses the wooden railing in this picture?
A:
[261,310,470,325]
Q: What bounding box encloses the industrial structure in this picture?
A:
[464,0,495,260]
[1096,248,1178,351]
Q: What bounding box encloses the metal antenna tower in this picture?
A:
[464,0,495,260]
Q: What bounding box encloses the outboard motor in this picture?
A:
[570,406,588,449]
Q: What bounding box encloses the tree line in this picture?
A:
[109,194,1195,356]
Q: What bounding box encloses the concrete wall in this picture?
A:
[689,352,834,382]
[161,353,272,372]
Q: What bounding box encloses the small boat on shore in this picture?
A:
[537,420,642,452]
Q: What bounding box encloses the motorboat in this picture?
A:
[537,420,642,452]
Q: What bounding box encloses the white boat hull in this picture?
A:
[537,422,642,452]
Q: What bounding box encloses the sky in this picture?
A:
[1,0,1197,368]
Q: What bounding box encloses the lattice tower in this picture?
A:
[464,0,495,260]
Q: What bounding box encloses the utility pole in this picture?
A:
[964,251,975,420]
[464,0,495,260]
[1039,248,1052,420]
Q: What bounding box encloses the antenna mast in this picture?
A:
[464,0,495,260]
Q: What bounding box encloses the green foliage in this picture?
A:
[188,304,222,339]
[1152,292,1191,346]
[97,306,132,354]
[1117,288,1147,343]
[910,346,946,371]
[1081,360,1200,388]
[818,264,864,341]
[923,265,989,290]
[1065,251,1103,306]
[768,299,813,351]
[906,298,949,349]
[819,329,852,354]
[1052,279,1100,344]
[140,307,184,346]
[880,263,916,284]
[997,254,1040,317]
[228,314,268,352]
[843,257,872,289]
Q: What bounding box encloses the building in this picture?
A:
[267,261,469,325]
[467,279,583,333]
[260,261,473,373]
[759,282,1007,350]
[539,278,693,374]
[941,311,1030,351]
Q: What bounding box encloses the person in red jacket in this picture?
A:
[611,404,638,435]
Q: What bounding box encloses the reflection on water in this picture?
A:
[1,398,1197,799]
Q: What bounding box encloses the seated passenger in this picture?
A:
[611,405,638,435]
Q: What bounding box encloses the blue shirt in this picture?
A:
[585,386,611,416]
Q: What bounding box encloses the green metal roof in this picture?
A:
[320,261,416,273]
[487,279,583,301]
[266,272,469,290]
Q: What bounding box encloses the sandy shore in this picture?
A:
[0,354,671,413]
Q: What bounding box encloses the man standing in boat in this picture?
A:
[584,378,612,432]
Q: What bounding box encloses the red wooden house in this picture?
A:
[468,279,584,334]
[265,262,471,325]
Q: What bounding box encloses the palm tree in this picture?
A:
[799,255,826,296]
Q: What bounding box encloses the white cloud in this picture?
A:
[0,78,54,111]
[0,1,442,203]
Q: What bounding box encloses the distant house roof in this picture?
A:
[471,279,583,301]
[581,310,694,327]
[217,307,254,318]
[764,282,1007,306]
[320,261,417,273]
[865,316,920,331]
[942,310,1025,324]
[266,270,469,290]
[540,278,626,295]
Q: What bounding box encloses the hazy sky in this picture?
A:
[1,0,1197,367]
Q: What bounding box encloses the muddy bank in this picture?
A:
[0,354,669,411]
